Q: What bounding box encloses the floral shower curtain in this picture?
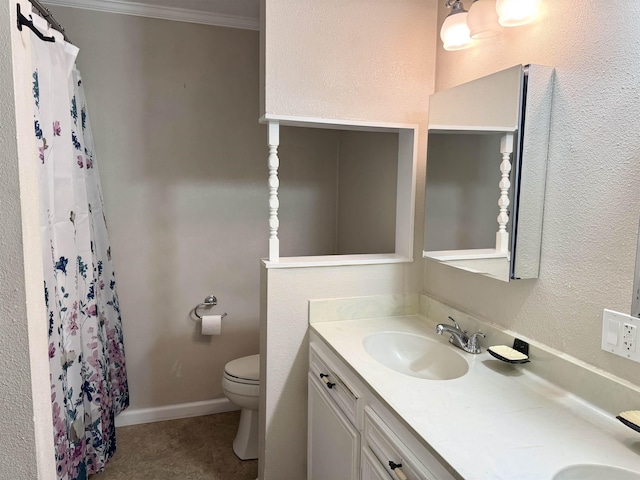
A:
[29,14,129,480]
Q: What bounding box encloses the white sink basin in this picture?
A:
[362,331,469,380]
[553,465,640,480]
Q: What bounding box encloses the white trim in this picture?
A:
[267,121,280,262]
[428,125,517,133]
[259,114,418,133]
[423,249,508,261]
[42,0,259,30]
[115,398,238,427]
[262,254,413,269]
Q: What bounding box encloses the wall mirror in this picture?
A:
[423,64,554,281]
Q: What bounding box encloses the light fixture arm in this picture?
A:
[445,0,467,15]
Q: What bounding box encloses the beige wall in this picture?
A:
[424,132,502,251]
[0,1,55,478]
[50,6,345,409]
[424,0,640,387]
[278,126,402,257]
[33,4,425,413]
[278,127,340,257]
[337,130,398,255]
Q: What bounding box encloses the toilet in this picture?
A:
[222,354,260,460]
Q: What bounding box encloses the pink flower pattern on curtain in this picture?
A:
[30,15,128,480]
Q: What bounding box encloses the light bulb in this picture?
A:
[496,0,541,27]
[440,1,473,51]
[467,0,503,39]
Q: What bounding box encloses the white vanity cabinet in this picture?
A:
[308,332,457,480]
[308,345,360,480]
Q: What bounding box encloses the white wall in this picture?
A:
[0,1,55,478]
[262,0,436,124]
[261,263,419,479]
[424,0,640,387]
[260,1,439,478]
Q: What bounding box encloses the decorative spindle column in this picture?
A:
[268,121,280,261]
[496,133,514,253]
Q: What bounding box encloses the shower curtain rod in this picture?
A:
[28,0,70,42]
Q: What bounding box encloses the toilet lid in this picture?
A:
[224,354,260,383]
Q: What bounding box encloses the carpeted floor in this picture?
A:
[91,411,258,480]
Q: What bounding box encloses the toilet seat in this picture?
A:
[224,354,260,385]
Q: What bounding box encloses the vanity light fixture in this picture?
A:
[440,0,473,51]
[441,0,541,51]
[467,0,503,39]
[495,0,541,27]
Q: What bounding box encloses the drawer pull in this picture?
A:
[389,461,408,480]
[319,373,336,389]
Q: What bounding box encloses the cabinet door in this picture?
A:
[308,374,360,480]
[361,446,392,480]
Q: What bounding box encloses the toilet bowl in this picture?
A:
[222,354,260,460]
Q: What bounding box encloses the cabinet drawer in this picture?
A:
[361,446,392,480]
[364,406,436,480]
[309,344,359,425]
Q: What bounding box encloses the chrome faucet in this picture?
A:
[436,316,485,354]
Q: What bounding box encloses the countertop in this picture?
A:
[311,314,640,480]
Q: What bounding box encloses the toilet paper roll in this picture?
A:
[201,314,222,335]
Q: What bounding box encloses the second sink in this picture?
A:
[362,331,469,380]
[553,464,640,480]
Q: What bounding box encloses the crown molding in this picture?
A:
[43,0,259,30]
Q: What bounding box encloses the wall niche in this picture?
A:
[262,116,418,267]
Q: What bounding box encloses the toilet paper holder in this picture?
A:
[194,295,228,320]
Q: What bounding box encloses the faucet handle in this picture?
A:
[447,316,463,331]
[466,331,486,354]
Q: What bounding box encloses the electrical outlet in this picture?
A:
[623,324,637,352]
[602,310,640,363]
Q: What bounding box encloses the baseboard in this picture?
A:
[115,398,239,427]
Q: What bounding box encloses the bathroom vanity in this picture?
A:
[307,295,640,480]
[308,330,455,480]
